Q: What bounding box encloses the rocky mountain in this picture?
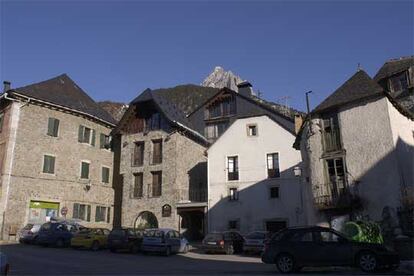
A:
[201,66,243,91]
[97,101,128,122]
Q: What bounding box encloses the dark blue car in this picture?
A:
[37,222,81,247]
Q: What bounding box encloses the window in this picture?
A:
[270,186,279,198]
[227,156,239,181]
[95,206,107,222]
[152,171,162,197]
[47,118,59,137]
[206,94,236,119]
[322,115,341,152]
[133,173,143,198]
[43,155,55,174]
[80,161,90,179]
[0,112,4,132]
[267,153,280,178]
[107,207,111,223]
[228,220,239,230]
[152,139,162,164]
[145,113,161,131]
[290,231,313,242]
[132,142,144,166]
[319,231,343,242]
[229,188,239,201]
[78,125,96,146]
[73,203,91,221]
[205,122,229,140]
[162,204,172,217]
[247,124,257,136]
[389,72,409,93]
[102,167,110,183]
[100,133,110,149]
[325,157,346,197]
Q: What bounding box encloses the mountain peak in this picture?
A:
[201,66,243,91]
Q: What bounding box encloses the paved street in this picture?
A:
[0,242,411,275]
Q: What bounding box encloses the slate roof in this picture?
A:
[313,70,384,114]
[10,74,116,125]
[374,56,414,81]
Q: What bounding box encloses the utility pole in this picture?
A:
[305,91,312,114]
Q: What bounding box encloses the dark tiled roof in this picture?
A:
[313,70,384,114]
[12,74,116,125]
[374,56,414,81]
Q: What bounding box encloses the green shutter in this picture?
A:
[91,129,96,146]
[47,118,54,136]
[107,207,111,223]
[87,205,91,222]
[53,119,60,137]
[81,162,89,179]
[100,133,105,149]
[78,125,83,142]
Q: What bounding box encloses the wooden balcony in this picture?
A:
[314,190,361,211]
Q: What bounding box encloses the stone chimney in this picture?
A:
[237,81,254,97]
[3,81,11,93]
[294,114,304,134]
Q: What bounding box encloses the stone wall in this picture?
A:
[1,102,114,238]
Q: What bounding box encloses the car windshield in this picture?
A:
[246,232,267,239]
[204,233,223,241]
[144,230,164,238]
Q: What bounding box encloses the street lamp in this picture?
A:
[294,166,302,177]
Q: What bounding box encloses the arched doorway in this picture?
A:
[134,211,158,230]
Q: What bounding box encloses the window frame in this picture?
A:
[226,155,239,181]
[42,154,56,175]
[229,187,239,201]
[101,166,110,184]
[151,139,163,165]
[246,124,258,137]
[78,125,96,146]
[133,172,144,198]
[47,117,60,137]
[95,206,107,223]
[99,133,111,150]
[80,160,91,180]
[132,141,145,167]
[266,152,280,178]
[151,171,162,197]
[72,203,91,221]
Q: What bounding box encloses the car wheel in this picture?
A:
[276,254,295,273]
[55,238,65,248]
[91,241,100,251]
[130,243,139,254]
[225,245,234,255]
[164,246,171,257]
[358,251,378,272]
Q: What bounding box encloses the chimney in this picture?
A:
[3,81,11,93]
[237,81,254,97]
[294,114,304,134]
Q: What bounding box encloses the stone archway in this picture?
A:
[134,211,158,230]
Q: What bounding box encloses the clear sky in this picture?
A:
[1,0,413,111]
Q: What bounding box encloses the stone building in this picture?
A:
[0,74,116,239]
[113,83,300,240]
[207,115,305,234]
[294,69,414,233]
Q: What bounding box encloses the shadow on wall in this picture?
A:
[207,162,307,234]
[188,162,207,202]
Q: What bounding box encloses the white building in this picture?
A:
[294,69,414,236]
[207,115,306,234]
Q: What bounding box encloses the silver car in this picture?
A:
[141,228,182,256]
[18,224,42,244]
[243,231,270,254]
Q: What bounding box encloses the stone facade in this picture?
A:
[0,101,114,239]
[119,125,207,230]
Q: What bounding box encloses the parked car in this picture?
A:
[262,226,400,273]
[202,231,244,255]
[71,228,110,251]
[108,228,143,253]
[243,231,270,254]
[0,252,9,276]
[36,222,83,247]
[141,228,182,256]
[18,223,42,244]
[179,236,190,253]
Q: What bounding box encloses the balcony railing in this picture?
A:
[188,189,207,202]
[314,187,360,211]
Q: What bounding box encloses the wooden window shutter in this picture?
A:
[100,133,105,149]
[91,129,96,146]
[152,171,162,197]
[87,205,91,222]
[78,125,83,142]
[152,140,162,164]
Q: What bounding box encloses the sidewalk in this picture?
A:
[399,260,414,274]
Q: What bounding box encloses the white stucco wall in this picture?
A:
[301,96,414,225]
[207,115,305,234]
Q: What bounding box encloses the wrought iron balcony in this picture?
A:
[188,189,207,202]
[314,189,361,211]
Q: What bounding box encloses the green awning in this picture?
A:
[29,201,59,210]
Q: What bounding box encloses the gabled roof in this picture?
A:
[374,56,414,81]
[313,70,384,114]
[9,74,116,126]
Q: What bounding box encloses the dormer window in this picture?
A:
[205,94,236,119]
[389,71,409,93]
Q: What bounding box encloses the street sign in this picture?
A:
[61,207,68,216]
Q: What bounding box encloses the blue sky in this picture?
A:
[1,0,413,111]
